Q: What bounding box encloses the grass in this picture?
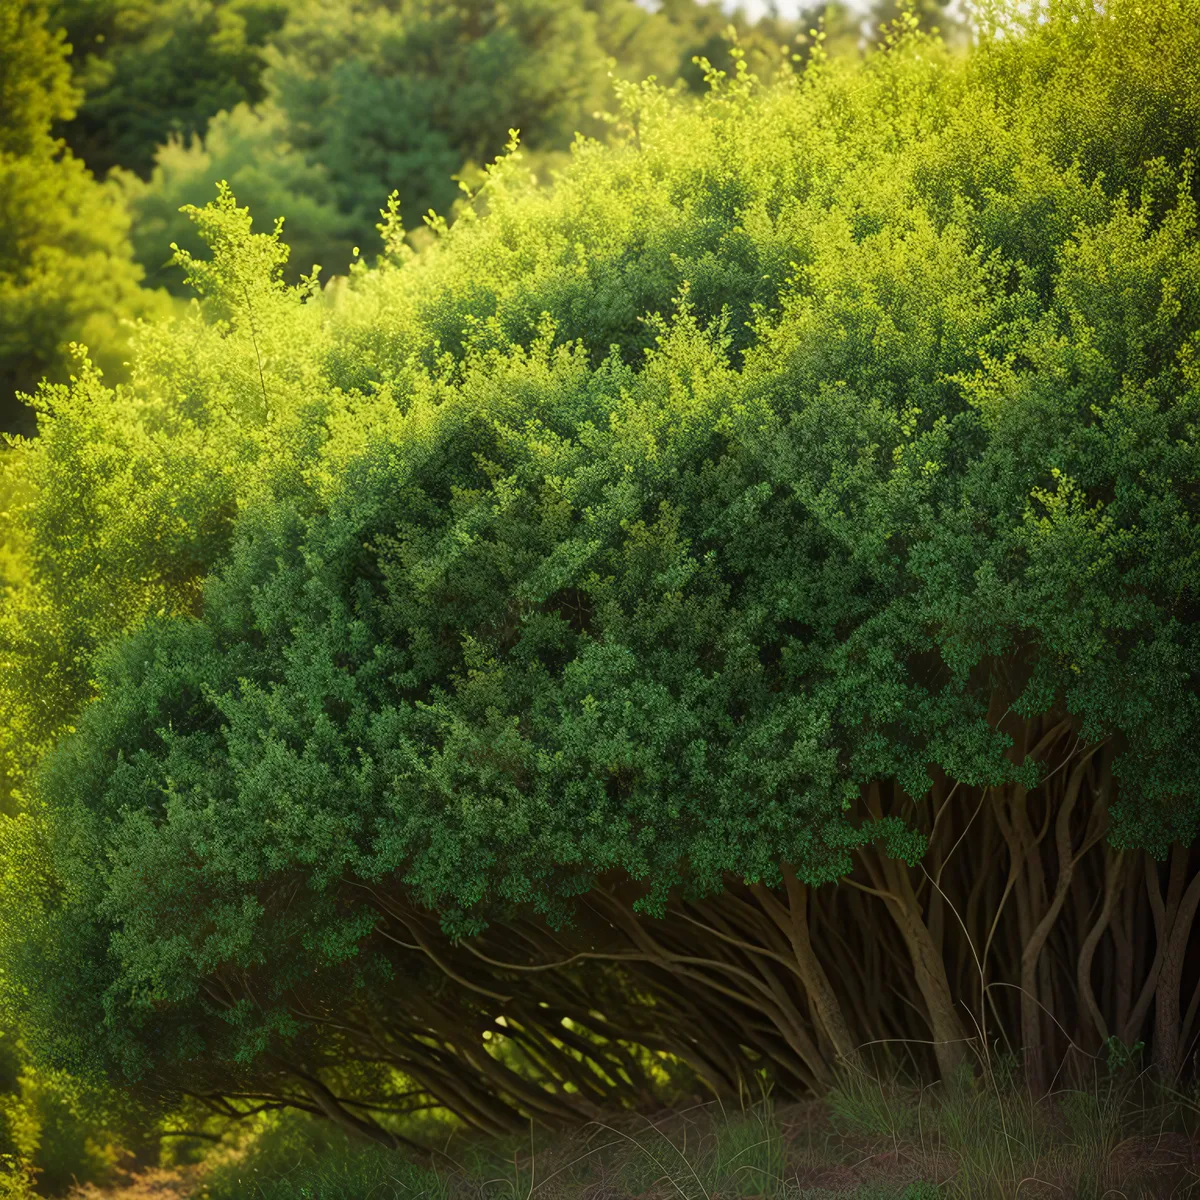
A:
[115,1047,1200,1200]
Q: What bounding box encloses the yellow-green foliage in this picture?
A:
[0,453,29,599]
[0,1025,138,1198]
[112,101,359,292]
[116,0,819,295]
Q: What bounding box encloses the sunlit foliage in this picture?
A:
[120,0,818,293]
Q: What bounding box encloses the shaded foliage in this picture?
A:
[119,0,820,292]
[0,0,168,436]
[47,0,288,179]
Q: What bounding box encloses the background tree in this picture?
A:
[112,102,358,291]
[119,0,819,295]
[867,0,964,47]
[651,0,824,91]
[46,0,289,179]
[0,0,79,157]
[0,0,168,436]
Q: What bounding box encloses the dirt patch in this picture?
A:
[68,1165,204,1200]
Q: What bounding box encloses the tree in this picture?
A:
[257,0,694,271]
[0,0,79,157]
[3,0,1198,1144]
[117,0,831,297]
[867,0,964,48]
[46,0,288,179]
[0,0,169,436]
[112,102,358,291]
[648,0,817,92]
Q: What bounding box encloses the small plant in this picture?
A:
[702,1101,787,1198]
[1102,1035,1145,1078]
[824,1066,918,1142]
[899,1184,942,1200]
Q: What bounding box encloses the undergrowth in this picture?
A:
[183,1046,1200,1200]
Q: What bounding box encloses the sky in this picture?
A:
[722,0,870,18]
[635,0,873,22]
[633,0,976,41]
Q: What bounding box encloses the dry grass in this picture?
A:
[109,1059,1200,1200]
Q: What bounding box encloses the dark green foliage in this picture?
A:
[0,0,168,436]
[2,0,1199,1142]
[48,0,288,179]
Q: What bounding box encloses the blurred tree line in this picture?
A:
[1,0,962,439]
[0,0,169,440]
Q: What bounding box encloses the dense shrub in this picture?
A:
[2,0,1198,1145]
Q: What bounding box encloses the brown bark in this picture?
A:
[1153,856,1200,1086]
[1124,849,1184,1046]
[1019,747,1103,1093]
[1076,844,1125,1051]
[860,783,973,1082]
[749,865,861,1074]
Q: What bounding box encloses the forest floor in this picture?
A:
[60,1099,1200,1200]
[63,1090,1200,1199]
[68,1166,203,1200]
